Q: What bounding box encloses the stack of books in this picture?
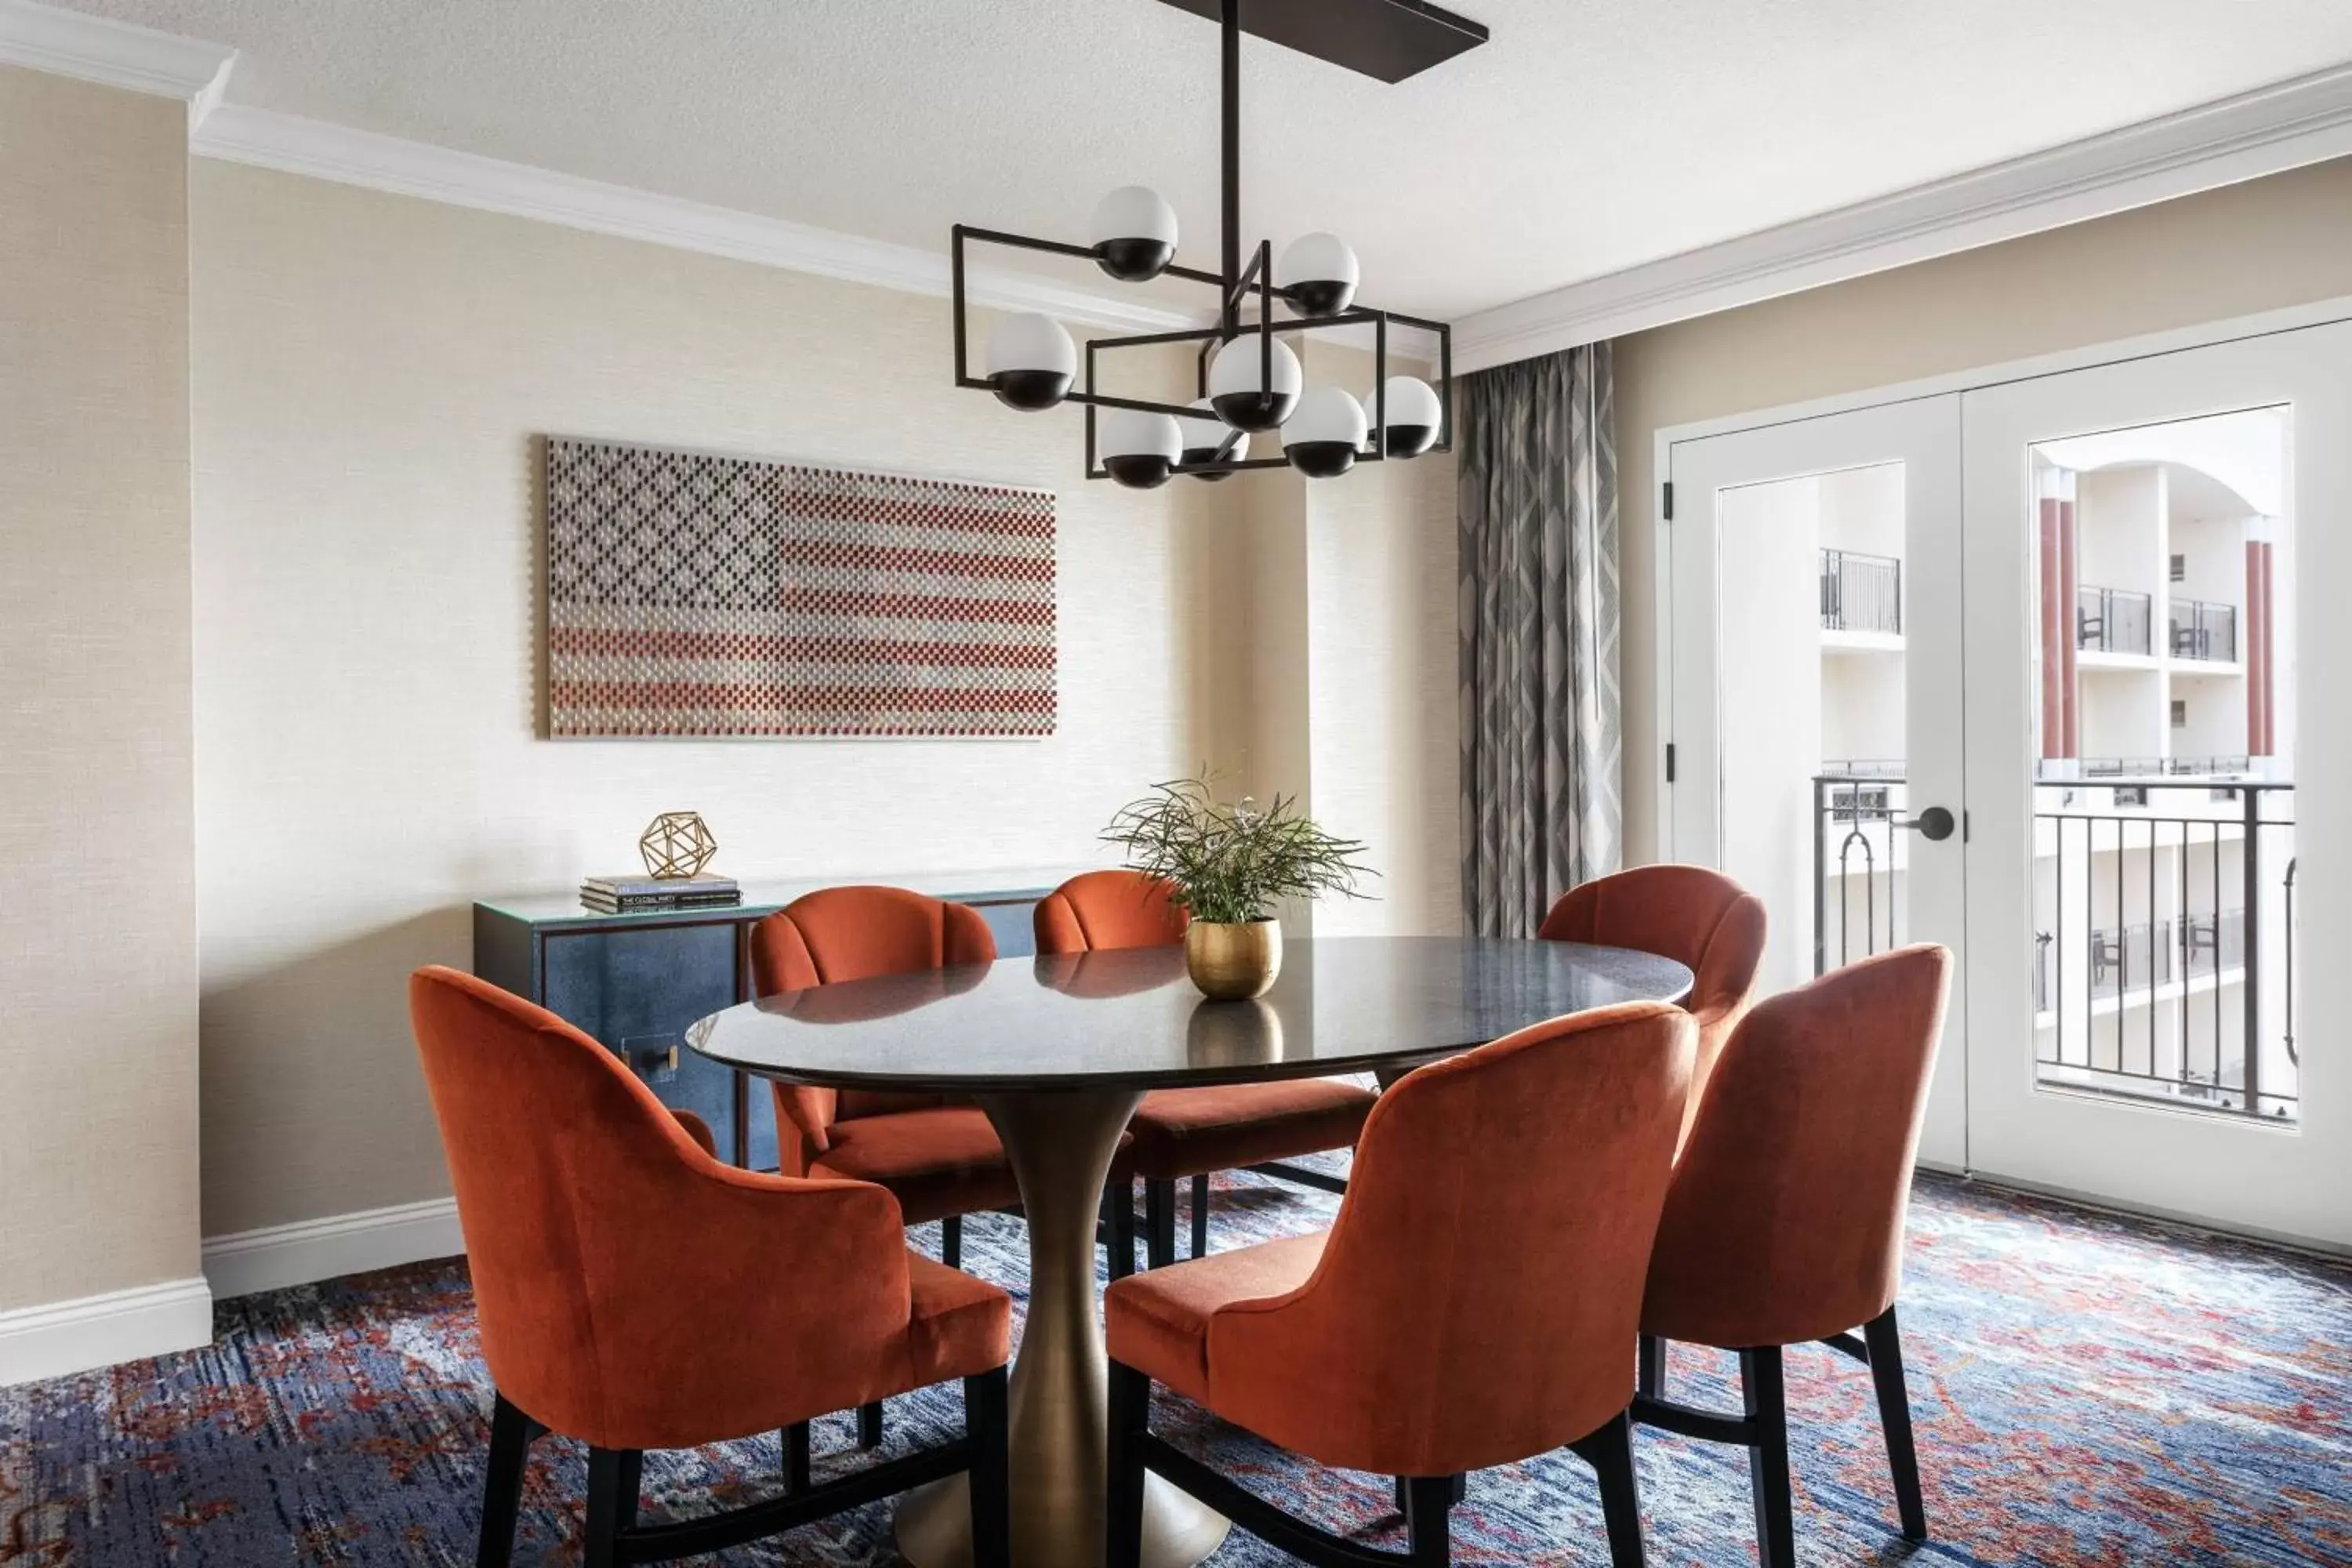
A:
[580,873,742,914]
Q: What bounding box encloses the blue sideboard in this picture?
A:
[471,869,1081,1170]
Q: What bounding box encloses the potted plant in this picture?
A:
[1102,775,1373,1000]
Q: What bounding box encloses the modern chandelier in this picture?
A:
[949,0,1488,488]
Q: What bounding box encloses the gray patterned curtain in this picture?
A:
[1457,344,1621,937]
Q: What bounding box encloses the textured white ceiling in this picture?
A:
[64,0,2352,319]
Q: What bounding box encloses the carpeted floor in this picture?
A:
[3,1167,2347,1566]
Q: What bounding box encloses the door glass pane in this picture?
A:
[1715,462,1907,994]
[2027,409,2298,1123]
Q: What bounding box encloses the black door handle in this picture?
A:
[1895,806,1956,841]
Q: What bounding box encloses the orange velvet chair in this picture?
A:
[1036,869,1377,1276]
[1540,863,1768,1145]
[750,886,1015,1276]
[1105,1001,1697,1567]
[1632,944,1953,1568]
[408,966,1011,1568]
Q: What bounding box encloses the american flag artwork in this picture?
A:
[544,438,1057,739]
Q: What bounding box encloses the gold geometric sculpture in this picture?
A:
[638,811,718,879]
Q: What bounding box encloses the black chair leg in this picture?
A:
[1864,1306,1929,1541]
[583,1446,640,1568]
[1402,1475,1457,1565]
[1637,1334,1666,1399]
[941,1213,964,1272]
[781,1420,811,1494]
[477,1392,539,1568]
[1395,1473,1468,1514]
[1740,1347,1796,1568]
[1569,1410,1649,1568]
[966,1367,1012,1568]
[1105,1179,1138,1281]
[858,1400,885,1449]
[1106,1361,1152,1568]
[1189,1172,1210,1259]
[1145,1178,1177,1270]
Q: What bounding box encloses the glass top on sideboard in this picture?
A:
[474,865,1095,928]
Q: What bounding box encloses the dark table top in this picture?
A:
[685,935,1694,1092]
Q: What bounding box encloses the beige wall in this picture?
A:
[188,162,1235,1237]
[1299,346,1460,937]
[1616,154,2352,862]
[1208,341,1461,938]
[0,69,202,1310]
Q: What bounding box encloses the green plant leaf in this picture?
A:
[1100,771,1377,925]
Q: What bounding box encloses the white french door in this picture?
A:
[1666,397,1969,1169]
[1665,315,2352,1246]
[1961,323,2352,1247]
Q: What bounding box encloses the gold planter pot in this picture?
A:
[1184,919,1283,1000]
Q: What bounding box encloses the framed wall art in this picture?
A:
[544,437,1057,739]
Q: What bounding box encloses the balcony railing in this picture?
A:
[2084,911,2247,998]
[2075,754,2252,779]
[2041,781,2294,1121]
[2170,597,2238,662]
[2077,585,2151,655]
[1816,774,2298,1123]
[1813,773,1907,972]
[1820,549,1902,634]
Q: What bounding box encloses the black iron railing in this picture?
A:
[2049,756,2253,780]
[1820,550,1902,634]
[2038,779,2294,1121]
[1815,774,2298,1123]
[2169,597,2238,662]
[1813,774,1905,971]
[2078,586,2152,655]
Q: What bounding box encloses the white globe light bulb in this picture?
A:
[1089,186,1179,282]
[1176,397,1249,480]
[1284,387,1367,479]
[1374,375,1443,458]
[1276,231,1359,318]
[982,313,1076,411]
[1098,408,1183,490]
[1206,335,1302,432]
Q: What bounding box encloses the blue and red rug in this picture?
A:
[3,1170,2347,1565]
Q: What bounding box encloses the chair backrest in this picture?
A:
[1034,869,1189,955]
[751,885,999,991]
[750,886,1000,1149]
[1200,1001,1694,1477]
[408,966,909,1448]
[1540,862,1766,1140]
[1642,944,1952,1351]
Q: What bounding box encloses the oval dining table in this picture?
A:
[687,933,1695,1568]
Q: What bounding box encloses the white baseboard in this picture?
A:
[0,1276,213,1388]
[203,1197,463,1301]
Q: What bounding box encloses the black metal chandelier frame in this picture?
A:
[947,0,1469,482]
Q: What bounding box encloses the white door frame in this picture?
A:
[1666,397,1968,1169]
[1961,324,2352,1249]
[1653,289,2352,1250]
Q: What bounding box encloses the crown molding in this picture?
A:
[0,0,234,123]
[1455,60,2352,372]
[191,104,1201,335]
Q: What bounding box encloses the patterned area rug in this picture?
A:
[3,1169,2347,1566]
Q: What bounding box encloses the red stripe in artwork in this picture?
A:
[562,720,1054,738]
[772,538,1055,583]
[550,681,1058,713]
[548,626,1052,667]
[771,587,1052,626]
